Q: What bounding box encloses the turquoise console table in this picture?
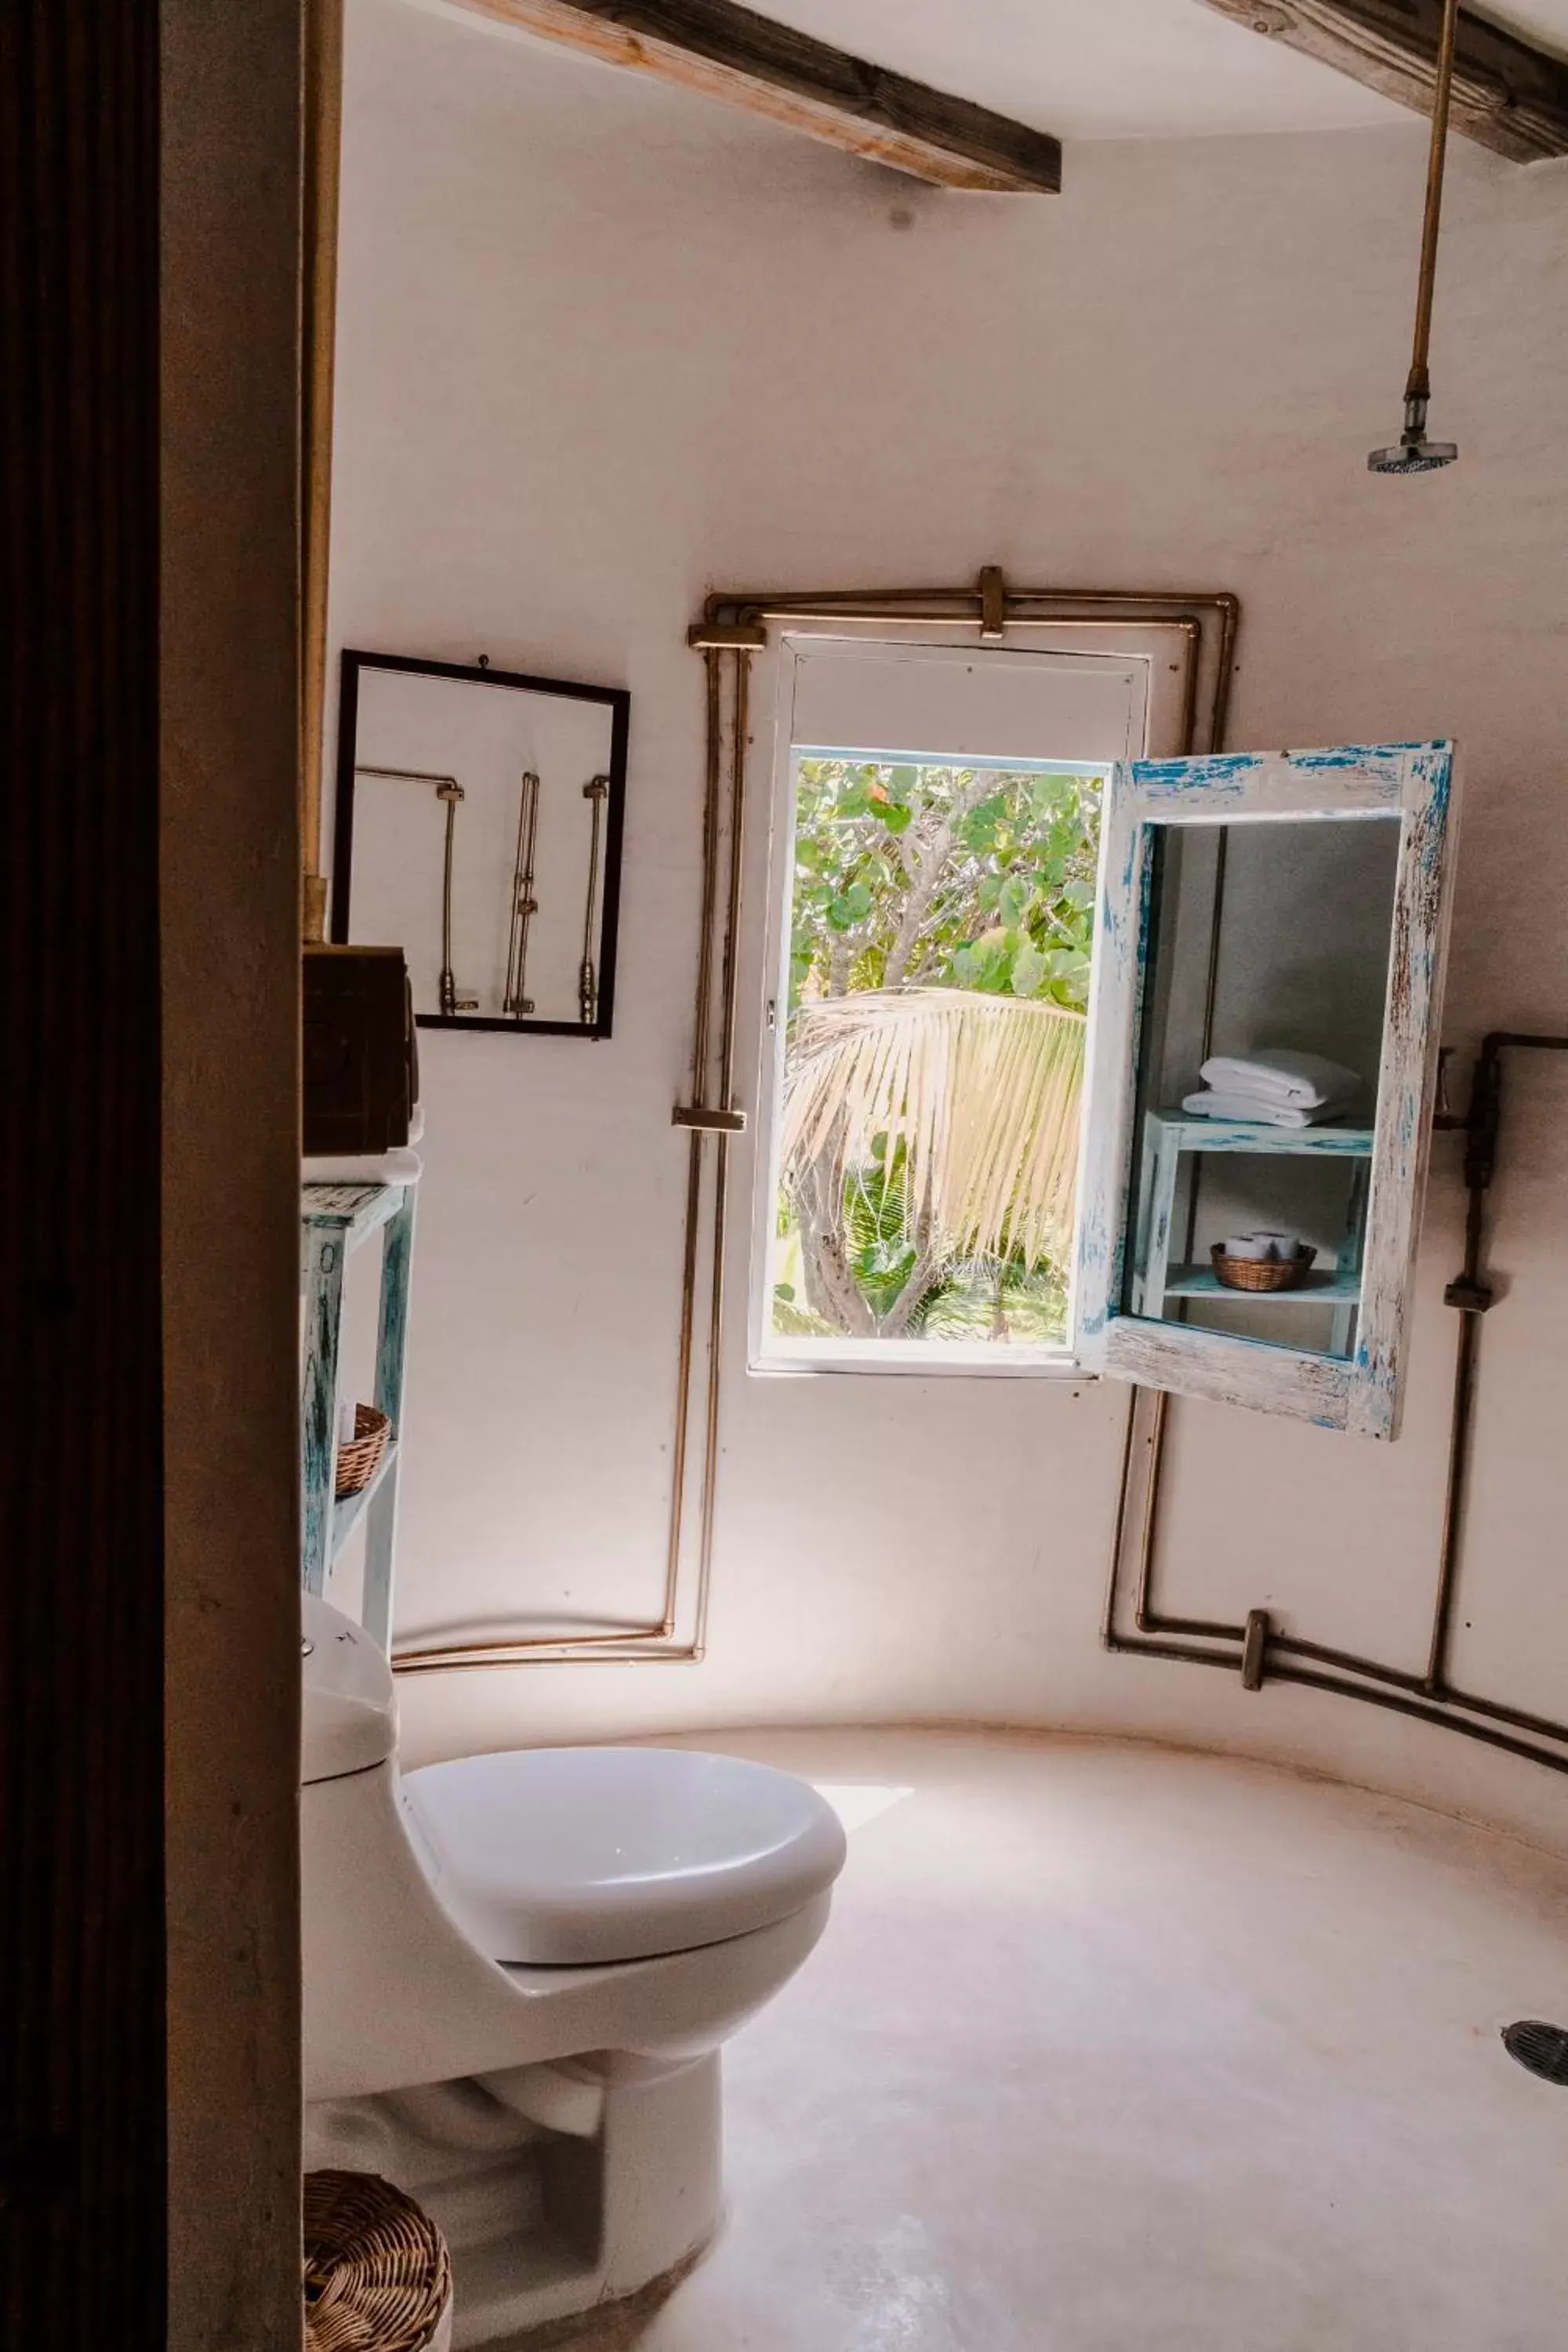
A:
[300,1179,416,1650]
[1133,1111,1374,1357]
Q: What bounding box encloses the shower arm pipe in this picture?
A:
[1107,1033,1568,1775]
[394,572,1237,1672]
[301,0,345,945]
[695,579,1237,758]
[1406,0,1462,410]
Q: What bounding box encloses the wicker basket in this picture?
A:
[303,2170,452,2352]
[1210,1243,1316,1293]
[336,1404,391,1500]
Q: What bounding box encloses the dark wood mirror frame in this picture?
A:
[331,648,630,1039]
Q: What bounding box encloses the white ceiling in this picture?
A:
[735,0,1568,142]
[735,0,1401,140]
[1480,0,1568,52]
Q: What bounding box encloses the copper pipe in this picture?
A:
[717,652,750,1102]
[397,652,731,1669]
[691,652,753,1653]
[1425,1033,1568,1697]
[1104,1625,1568,1777]
[1410,0,1461,406]
[1111,1030,1568,1772]
[691,648,725,1082]
[300,0,344,943]
[656,648,729,1633]
[397,583,1234,1671]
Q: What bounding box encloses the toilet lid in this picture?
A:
[398,1747,848,1965]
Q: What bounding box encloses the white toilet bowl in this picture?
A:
[299,1596,846,2344]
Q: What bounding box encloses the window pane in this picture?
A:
[766,753,1105,1356]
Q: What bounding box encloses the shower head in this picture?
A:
[1368,392,1457,476]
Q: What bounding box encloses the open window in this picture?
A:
[750,630,1193,1374]
[1074,742,1458,1439]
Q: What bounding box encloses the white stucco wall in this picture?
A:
[330,0,1568,1848]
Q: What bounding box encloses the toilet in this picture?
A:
[299,1595,846,2345]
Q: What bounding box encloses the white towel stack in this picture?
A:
[1181,1049,1360,1129]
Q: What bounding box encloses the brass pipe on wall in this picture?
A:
[696,582,1239,760]
[1108,1031,1568,1776]
[396,649,737,1669]
[397,575,1236,1671]
[301,0,344,944]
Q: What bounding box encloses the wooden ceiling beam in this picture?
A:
[1202,0,1568,162]
[444,0,1062,191]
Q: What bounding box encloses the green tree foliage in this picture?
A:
[777,758,1102,1344]
[789,758,1100,1014]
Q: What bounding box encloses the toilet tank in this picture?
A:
[299,1594,536,2100]
[302,1592,396,1784]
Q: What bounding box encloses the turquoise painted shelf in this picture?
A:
[1134,1110,1373,1353]
[300,1178,417,1652]
[1160,1266,1363,1303]
[1146,1114,1374,1158]
[328,1439,401,1561]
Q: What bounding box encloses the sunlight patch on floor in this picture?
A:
[810,1781,914,1834]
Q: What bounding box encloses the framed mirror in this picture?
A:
[1075,741,1458,1439]
[332,651,629,1036]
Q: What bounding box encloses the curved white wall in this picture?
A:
[331,0,1568,1849]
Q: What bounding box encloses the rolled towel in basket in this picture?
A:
[1181,1089,1351,1129]
[1198,1049,1360,1109]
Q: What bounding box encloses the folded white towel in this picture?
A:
[1181,1089,1351,1128]
[1199,1049,1361,1109]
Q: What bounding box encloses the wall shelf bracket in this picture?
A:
[1241,1608,1271,1692]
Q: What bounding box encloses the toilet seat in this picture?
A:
[400,1747,847,1965]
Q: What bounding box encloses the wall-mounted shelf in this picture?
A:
[300,1178,417,1650]
[1160,1266,1363,1304]
[1145,1112,1374,1160]
[1134,1110,1374,1354]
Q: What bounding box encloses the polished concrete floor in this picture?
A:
[545,1732,1568,2351]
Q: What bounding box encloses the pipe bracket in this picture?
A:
[1241,1608,1270,1692]
[672,1105,746,1133]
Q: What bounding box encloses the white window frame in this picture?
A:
[745,626,1193,1379]
[1074,741,1459,1439]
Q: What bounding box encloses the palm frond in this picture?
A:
[781,986,1086,1268]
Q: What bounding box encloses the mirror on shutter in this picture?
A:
[1074,742,1459,1439]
